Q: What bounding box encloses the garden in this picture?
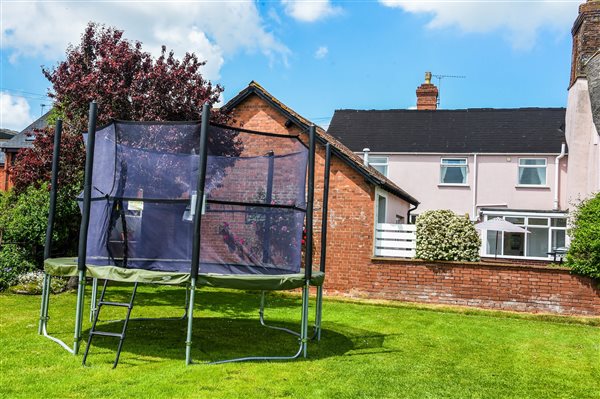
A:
[1,285,599,398]
[1,22,599,399]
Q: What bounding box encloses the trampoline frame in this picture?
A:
[39,102,332,366]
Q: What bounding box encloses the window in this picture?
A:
[395,214,405,224]
[376,193,387,224]
[518,158,546,186]
[440,158,467,184]
[483,213,567,259]
[369,156,388,177]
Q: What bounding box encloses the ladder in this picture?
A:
[82,280,138,368]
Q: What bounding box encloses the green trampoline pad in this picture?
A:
[44,258,324,290]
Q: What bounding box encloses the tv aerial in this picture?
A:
[432,74,466,108]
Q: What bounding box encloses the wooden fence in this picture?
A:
[374,223,416,258]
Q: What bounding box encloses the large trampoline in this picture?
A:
[39,102,331,367]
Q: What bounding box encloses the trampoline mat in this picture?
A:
[44,257,324,290]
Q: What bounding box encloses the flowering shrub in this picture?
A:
[9,270,67,295]
[415,210,481,262]
[565,193,600,278]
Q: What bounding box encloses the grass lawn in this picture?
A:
[1,285,599,399]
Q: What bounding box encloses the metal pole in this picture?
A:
[185,278,196,365]
[305,125,316,281]
[314,143,331,341]
[39,120,62,334]
[90,278,98,322]
[38,273,50,335]
[186,103,211,365]
[44,119,62,261]
[74,101,98,354]
[301,282,310,357]
[263,152,274,263]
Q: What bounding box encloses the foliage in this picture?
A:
[10,127,85,194]
[565,192,600,278]
[8,270,67,295]
[0,183,80,267]
[0,245,35,291]
[415,210,481,262]
[12,22,236,190]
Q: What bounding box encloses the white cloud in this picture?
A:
[282,0,341,22]
[1,1,289,80]
[0,92,33,131]
[315,46,329,59]
[379,0,578,49]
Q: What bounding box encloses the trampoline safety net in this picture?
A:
[83,121,308,277]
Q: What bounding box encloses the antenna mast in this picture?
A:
[432,74,466,108]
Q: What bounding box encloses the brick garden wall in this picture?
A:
[325,258,600,316]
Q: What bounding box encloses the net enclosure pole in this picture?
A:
[301,124,316,357]
[74,101,98,355]
[305,125,316,280]
[39,119,62,335]
[186,102,211,365]
[314,142,331,341]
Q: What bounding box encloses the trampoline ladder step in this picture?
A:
[89,331,123,338]
[98,301,131,308]
[82,280,139,369]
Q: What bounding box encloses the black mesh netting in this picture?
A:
[82,122,308,275]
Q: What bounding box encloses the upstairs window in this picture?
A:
[518,158,546,186]
[440,158,467,184]
[369,156,388,177]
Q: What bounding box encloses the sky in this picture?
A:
[0,0,583,132]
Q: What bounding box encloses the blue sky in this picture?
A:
[0,1,582,131]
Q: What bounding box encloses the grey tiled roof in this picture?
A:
[328,107,567,154]
[0,110,51,150]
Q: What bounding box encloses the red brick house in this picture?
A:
[0,111,51,191]
[222,82,419,292]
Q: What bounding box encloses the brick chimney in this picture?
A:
[416,72,438,110]
[569,0,600,88]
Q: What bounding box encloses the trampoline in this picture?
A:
[38,102,332,367]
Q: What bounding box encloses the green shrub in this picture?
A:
[0,244,35,291]
[416,210,481,262]
[565,193,600,278]
[0,183,80,268]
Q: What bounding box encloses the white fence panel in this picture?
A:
[374,223,416,258]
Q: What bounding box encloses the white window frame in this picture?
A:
[517,158,547,187]
[481,211,567,260]
[439,157,468,186]
[369,156,389,177]
[375,189,388,225]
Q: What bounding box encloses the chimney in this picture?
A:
[416,71,439,110]
[569,0,600,88]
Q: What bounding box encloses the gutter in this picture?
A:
[471,153,478,221]
[407,203,419,224]
[553,143,566,211]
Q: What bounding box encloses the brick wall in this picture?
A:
[570,0,600,87]
[229,93,381,277]
[325,258,600,316]
[0,152,12,191]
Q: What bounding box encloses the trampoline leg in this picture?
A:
[185,278,196,365]
[38,273,50,335]
[314,286,323,341]
[259,291,301,337]
[73,269,86,355]
[90,278,98,322]
[301,282,310,358]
